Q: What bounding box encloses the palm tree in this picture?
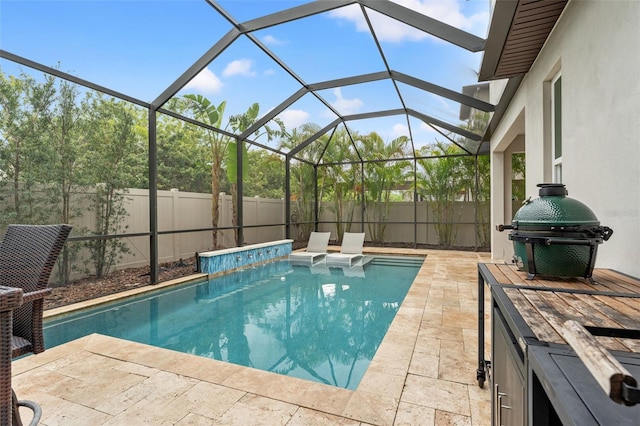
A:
[182,94,228,248]
[417,142,467,246]
[358,133,411,243]
[279,123,327,241]
[320,127,361,239]
[227,103,286,245]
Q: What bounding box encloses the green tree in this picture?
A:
[456,109,493,247]
[279,123,327,241]
[0,69,56,224]
[156,100,210,193]
[227,103,286,245]
[46,79,88,282]
[321,128,361,239]
[460,154,491,247]
[82,94,145,277]
[358,133,410,243]
[242,150,285,198]
[182,94,228,248]
[512,152,526,202]
[417,142,467,246]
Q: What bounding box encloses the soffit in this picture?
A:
[479,0,568,81]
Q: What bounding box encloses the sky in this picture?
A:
[0,0,492,150]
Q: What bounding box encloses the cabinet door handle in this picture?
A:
[494,384,513,426]
[494,384,507,426]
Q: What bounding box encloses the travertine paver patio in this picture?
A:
[12,248,492,425]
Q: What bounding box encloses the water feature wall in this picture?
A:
[197,239,293,274]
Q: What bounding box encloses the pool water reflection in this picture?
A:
[45,257,421,389]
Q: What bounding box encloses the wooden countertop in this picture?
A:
[482,263,640,294]
[481,263,640,354]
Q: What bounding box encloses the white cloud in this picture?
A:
[330,0,489,43]
[331,88,363,115]
[183,68,223,94]
[223,59,256,77]
[279,109,310,129]
[262,34,285,45]
[413,121,445,148]
[391,123,410,139]
[419,121,439,133]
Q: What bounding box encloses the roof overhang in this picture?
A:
[479,0,568,81]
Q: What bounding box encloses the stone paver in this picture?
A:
[13,249,492,425]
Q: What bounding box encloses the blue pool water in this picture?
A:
[44,256,422,389]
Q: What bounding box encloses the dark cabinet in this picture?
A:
[477,263,640,426]
[492,306,525,426]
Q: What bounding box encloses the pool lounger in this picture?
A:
[325,232,365,268]
[308,263,365,277]
[288,232,330,264]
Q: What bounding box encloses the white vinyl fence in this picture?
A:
[102,189,487,270]
[1,188,488,279]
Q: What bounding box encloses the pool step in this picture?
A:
[370,256,425,267]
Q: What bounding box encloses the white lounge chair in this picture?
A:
[310,263,331,275]
[288,232,330,264]
[342,264,365,277]
[325,232,365,267]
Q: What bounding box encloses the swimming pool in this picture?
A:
[44,256,422,389]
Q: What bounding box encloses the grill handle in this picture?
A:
[496,224,513,232]
[593,226,614,241]
[544,237,600,246]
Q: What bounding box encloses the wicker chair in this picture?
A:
[0,224,72,425]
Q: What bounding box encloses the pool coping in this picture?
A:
[31,247,448,424]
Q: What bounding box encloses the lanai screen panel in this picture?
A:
[216,0,311,22]
[265,93,340,153]
[242,146,286,244]
[427,123,481,155]
[0,1,227,103]
[342,116,413,158]
[155,112,212,195]
[165,35,305,143]
[398,82,477,133]
[388,0,491,38]
[255,3,387,84]
[314,80,404,119]
[288,159,317,241]
[317,162,362,238]
[243,146,285,199]
[371,4,488,94]
[318,123,363,166]
[404,116,482,159]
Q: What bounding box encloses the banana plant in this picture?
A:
[227,103,287,245]
[183,94,227,248]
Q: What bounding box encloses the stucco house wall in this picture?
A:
[490,0,640,277]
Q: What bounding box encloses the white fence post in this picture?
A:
[255,195,261,243]
[171,188,180,262]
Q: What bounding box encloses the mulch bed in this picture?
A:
[45,242,488,310]
[45,258,198,310]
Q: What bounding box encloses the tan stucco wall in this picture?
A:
[490,0,640,277]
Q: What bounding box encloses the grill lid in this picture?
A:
[513,183,600,228]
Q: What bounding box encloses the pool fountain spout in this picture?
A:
[197,240,293,275]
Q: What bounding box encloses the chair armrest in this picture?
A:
[21,288,52,303]
[0,286,24,312]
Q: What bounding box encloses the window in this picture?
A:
[551,74,562,182]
